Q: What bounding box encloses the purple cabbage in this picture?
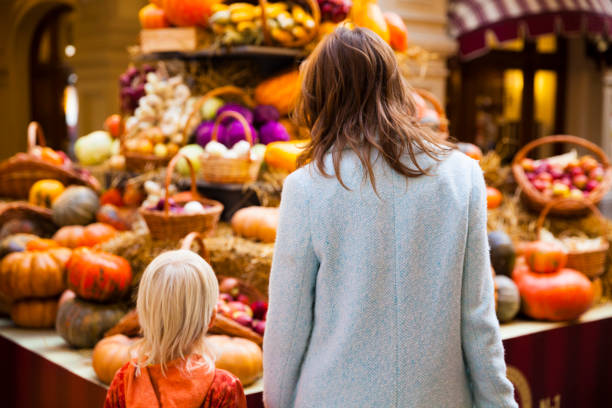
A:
[195,120,227,147]
[253,105,280,126]
[217,103,254,125]
[259,121,290,145]
[221,121,258,148]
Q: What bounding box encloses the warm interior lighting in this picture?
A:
[64,44,76,58]
[503,69,523,121]
[534,70,557,137]
[63,84,78,127]
[485,30,525,52]
[536,35,557,53]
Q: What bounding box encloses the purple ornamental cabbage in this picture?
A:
[259,121,290,145]
[221,121,258,148]
[195,120,227,148]
[216,103,254,125]
[253,105,280,126]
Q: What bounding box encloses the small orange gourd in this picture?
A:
[206,335,263,386]
[254,70,301,116]
[92,334,138,384]
[264,140,309,172]
[231,206,279,243]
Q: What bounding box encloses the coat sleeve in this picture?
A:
[462,162,518,408]
[263,171,319,408]
[104,363,129,408]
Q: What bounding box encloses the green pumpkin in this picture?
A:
[488,230,516,277]
[52,186,100,226]
[55,297,126,348]
[495,275,520,323]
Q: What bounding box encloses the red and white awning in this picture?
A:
[449,0,612,59]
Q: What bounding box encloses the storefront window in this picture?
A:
[536,35,557,53]
[534,70,557,138]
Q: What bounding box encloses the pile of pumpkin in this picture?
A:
[489,230,597,323]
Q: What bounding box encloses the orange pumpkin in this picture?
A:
[457,142,483,161]
[523,241,567,274]
[92,334,138,384]
[231,206,279,243]
[486,187,503,209]
[512,258,594,321]
[264,140,309,172]
[139,3,169,29]
[67,248,132,302]
[0,246,71,301]
[383,12,408,52]
[163,0,220,27]
[53,223,117,248]
[10,298,58,328]
[206,335,263,386]
[255,70,301,116]
[25,238,60,251]
[28,179,65,208]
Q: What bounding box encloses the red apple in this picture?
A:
[589,166,605,182]
[228,301,253,317]
[526,172,536,182]
[252,319,266,336]
[573,174,588,189]
[521,158,536,172]
[569,166,583,177]
[536,172,553,183]
[232,312,253,327]
[104,114,124,138]
[250,301,268,320]
[236,294,251,305]
[585,180,600,192]
[219,293,234,303]
[217,301,232,317]
[534,161,551,174]
[532,179,549,192]
[550,166,564,180]
[219,278,240,298]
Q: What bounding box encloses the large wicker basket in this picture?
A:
[536,198,609,279]
[0,122,101,198]
[260,0,321,48]
[512,135,612,216]
[139,154,223,240]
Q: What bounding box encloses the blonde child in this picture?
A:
[104,250,246,408]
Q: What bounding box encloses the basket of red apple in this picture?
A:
[512,135,612,216]
[0,122,100,199]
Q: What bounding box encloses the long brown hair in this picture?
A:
[295,27,453,191]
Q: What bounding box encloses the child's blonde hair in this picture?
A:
[136,249,218,373]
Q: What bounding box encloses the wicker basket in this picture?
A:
[260,0,321,48]
[414,88,449,138]
[201,111,263,184]
[180,231,265,345]
[139,154,223,240]
[536,198,609,278]
[0,122,101,199]
[512,135,612,216]
[122,127,172,172]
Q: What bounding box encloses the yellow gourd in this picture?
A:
[28,179,65,208]
[264,140,309,172]
[351,0,390,44]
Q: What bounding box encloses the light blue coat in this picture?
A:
[263,149,517,408]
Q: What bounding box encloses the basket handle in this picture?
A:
[182,86,256,142]
[414,88,448,133]
[27,122,46,152]
[536,197,608,237]
[260,0,321,48]
[513,135,611,168]
[212,111,254,148]
[163,153,199,217]
[180,232,210,263]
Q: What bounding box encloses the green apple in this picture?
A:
[200,97,224,121]
[176,144,204,176]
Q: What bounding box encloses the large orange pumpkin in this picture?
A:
[139,3,169,29]
[231,206,279,243]
[0,246,71,301]
[67,248,132,302]
[92,334,138,384]
[522,241,567,274]
[11,298,59,328]
[25,238,59,251]
[206,335,263,386]
[163,0,220,27]
[512,258,594,321]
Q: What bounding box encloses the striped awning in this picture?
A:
[449,0,612,59]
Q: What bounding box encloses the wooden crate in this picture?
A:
[140,27,201,53]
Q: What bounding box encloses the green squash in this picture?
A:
[495,275,520,323]
[488,230,516,277]
[52,186,100,226]
[55,297,126,348]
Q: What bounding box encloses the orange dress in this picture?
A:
[104,356,246,408]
